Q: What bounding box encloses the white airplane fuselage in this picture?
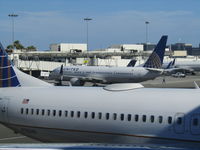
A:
[0,86,200,148]
[174,61,200,72]
[50,66,161,84]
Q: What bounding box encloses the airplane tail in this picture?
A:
[127,59,137,67]
[166,58,175,69]
[171,58,175,66]
[0,42,52,88]
[143,35,168,68]
[0,43,21,87]
[166,61,172,69]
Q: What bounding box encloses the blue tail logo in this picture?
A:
[127,59,137,67]
[143,35,168,68]
[0,43,20,87]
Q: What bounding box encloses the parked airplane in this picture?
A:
[49,36,168,86]
[1,42,200,149]
[167,58,200,75]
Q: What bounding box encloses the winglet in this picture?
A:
[0,43,21,87]
[194,81,199,89]
[143,35,168,68]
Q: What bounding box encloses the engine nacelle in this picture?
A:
[70,78,85,86]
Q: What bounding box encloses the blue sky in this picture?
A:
[1,0,200,50]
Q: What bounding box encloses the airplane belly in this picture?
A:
[5,123,200,148]
[3,125,145,144]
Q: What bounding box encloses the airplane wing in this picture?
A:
[164,67,195,75]
[146,68,164,73]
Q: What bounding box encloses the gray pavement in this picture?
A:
[0,75,200,143]
[0,124,38,143]
[141,75,200,88]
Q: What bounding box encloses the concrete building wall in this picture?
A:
[50,44,59,51]
[122,44,143,52]
[107,44,144,53]
[173,50,187,57]
[50,43,87,52]
[95,58,131,67]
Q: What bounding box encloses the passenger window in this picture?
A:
[120,114,124,121]
[127,114,131,121]
[77,111,81,118]
[47,110,50,116]
[113,113,117,120]
[84,112,88,118]
[71,111,74,117]
[36,109,39,115]
[26,108,29,115]
[65,111,68,117]
[177,117,182,125]
[42,109,45,116]
[193,118,198,126]
[158,116,163,123]
[135,114,139,122]
[59,110,62,117]
[91,112,95,119]
[98,112,102,119]
[106,113,109,120]
[53,110,56,116]
[142,115,146,122]
[168,116,172,124]
[150,115,154,123]
[31,109,34,115]
[21,108,24,114]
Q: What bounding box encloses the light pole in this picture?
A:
[84,18,92,50]
[145,21,149,50]
[8,13,18,49]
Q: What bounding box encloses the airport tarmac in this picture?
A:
[0,75,200,143]
[141,74,200,88]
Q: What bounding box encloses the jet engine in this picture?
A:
[70,78,85,86]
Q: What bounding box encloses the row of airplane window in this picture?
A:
[66,71,132,75]
[20,108,180,125]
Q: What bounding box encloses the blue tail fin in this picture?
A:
[0,43,20,87]
[143,35,168,68]
[166,61,172,69]
[171,58,175,66]
[127,59,137,67]
[166,58,175,69]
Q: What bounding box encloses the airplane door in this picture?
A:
[190,114,200,135]
[0,100,8,122]
[174,113,185,134]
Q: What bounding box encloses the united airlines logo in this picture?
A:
[143,52,161,68]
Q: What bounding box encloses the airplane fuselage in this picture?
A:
[0,86,200,148]
[174,62,200,72]
[50,66,160,84]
